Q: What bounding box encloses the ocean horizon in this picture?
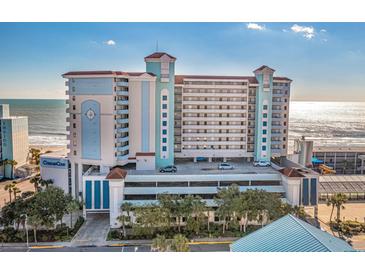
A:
[1,99,364,152]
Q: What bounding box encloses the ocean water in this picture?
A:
[0,99,364,150]
[0,99,68,146]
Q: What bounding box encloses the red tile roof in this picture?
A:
[175,75,259,84]
[175,75,291,84]
[105,167,127,180]
[273,77,292,82]
[253,65,276,73]
[62,71,155,77]
[279,167,304,178]
[136,152,155,156]
[144,52,176,60]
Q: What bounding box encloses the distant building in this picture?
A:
[290,137,365,174]
[313,146,365,174]
[0,104,29,179]
[231,214,354,252]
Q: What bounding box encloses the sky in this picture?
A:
[0,22,364,101]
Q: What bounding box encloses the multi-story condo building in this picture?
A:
[174,68,291,162]
[55,52,318,227]
[0,104,29,179]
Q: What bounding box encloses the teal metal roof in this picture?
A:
[231,214,354,252]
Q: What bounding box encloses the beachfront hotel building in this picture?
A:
[53,52,319,227]
[0,104,29,179]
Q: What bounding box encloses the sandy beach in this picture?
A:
[29,144,68,155]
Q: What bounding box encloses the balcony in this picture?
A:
[117,109,129,115]
[66,126,70,132]
[66,107,70,113]
[65,90,69,95]
[117,128,129,133]
[117,100,129,106]
[65,99,70,105]
[65,81,69,86]
[117,155,129,161]
[117,145,129,152]
[116,81,129,87]
[117,136,129,143]
[117,118,129,124]
[66,117,70,123]
[117,91,129,96]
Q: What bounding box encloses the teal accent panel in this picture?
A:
[302,179,309,206]
[81,100,101,160]
[94,180,101,209]
[310,178,317,205]
[85,180,92,209]
[254,73,273,162]
[103,180,110,209]
[69,78,113,95]
[146,59,175,168]
[141,81,150,151]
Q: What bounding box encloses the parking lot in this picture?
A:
[126,158,279,176]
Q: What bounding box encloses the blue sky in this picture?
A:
[0,22,364,101]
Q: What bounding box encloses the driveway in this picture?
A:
[71,213,110,247]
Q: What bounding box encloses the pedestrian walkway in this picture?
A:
[71,213,110,247]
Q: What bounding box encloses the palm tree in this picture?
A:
[66,199,80,228]
[171,234,189,252]
[12,184,21,200]
[30,174,41,192]
[40,178,53,189]
[4,183,15,203]
[152,234,170,252]
[118,202,133,238]
[3,159,18,179]
[327,193,348,223]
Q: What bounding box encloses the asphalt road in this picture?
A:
[0,243,230,252]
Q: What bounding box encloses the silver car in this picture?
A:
[218,163,234,170]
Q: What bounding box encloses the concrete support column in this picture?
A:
[223,157,227,162]
[193,157,197,163]
[208,157,212,162]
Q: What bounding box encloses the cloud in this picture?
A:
[320,29,327,32]
[246,23,265,31]
[104,40,116,46]
[290,24,315,39]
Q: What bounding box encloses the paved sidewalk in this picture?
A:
[71,213,110,247]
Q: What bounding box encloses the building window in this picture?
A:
[73,132,76,138]
[162,104,167,109]
[73,123,76,129]
[73,114,76,119]
[262,138,266,142]
[262,146,266,151]
[263,113,267,118]
[263,129,267,135]
[162,138,167,143]
[162,112,167,118]
[162,95,168,101]
[72,105,76,110]
[162,121,167,127]
[283,144,286,149]
[73,150,77,156]
[162,129,167,135]
[72,96,75,101]
[162,146,167,152]
[263,121,267,127]
[263,105,268,110]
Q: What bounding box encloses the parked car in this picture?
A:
[159,165,177,173]
[253,160,271,167]
[218,163,234,170]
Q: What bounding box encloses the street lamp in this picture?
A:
[21,214,29,248]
